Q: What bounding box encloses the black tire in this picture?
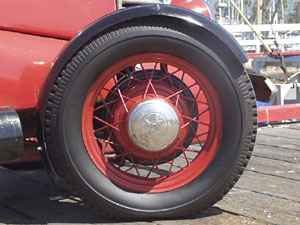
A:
[44,18,257,220]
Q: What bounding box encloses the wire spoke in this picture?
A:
[124,158,148,173]
[118,155,125,168]
[175,72,186,107]
[103,87,137,103]
[146,163,156,178]
[113,76,129,112]
[160,64,175,89]
[96,138,120,146]
[179,72,185,88]
[85,54,222,191]
[182,150,190,165]
[93,119,124,133]
[161,63,168,73]
[157,69,181,82]
[117,73,133,93]
[93,116,121,131]
[106,152,128,159]
[179,136,190,166]
[181,94,208,105]
[155,164,164,177]
[165,83,197,100]
[140,63,150,80]
[175,146,201,153]
[188,88,201,114]
[182,108,210,123]
[94,125,109,132]
[94,98,119,111]
[99,93,114,118]
[105,129,113,147]
[103,129,113,151]
[181,148,201,153]
[140,63,159,97]
[185,131,209,143]
[190,124,205,147]
[143,63,158,99]
[168,151,178,175]
[162,159,184,169]
[127,154,141,177]
[181,114,210,129]
[118,71,145,84]
[150,83,158,97]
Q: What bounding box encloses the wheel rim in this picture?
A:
[82,53,223,193]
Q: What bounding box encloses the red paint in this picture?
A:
[0,0,216,166]
[0,0,211,111]
[171,0,211,19]
[258,103,300,123]
[0,0,116,40]
[0,30,67,110]
[82,53,222,193]
[1,147,41,165]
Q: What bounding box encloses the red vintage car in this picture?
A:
[0,0,258,220]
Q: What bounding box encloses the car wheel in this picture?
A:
[44,18,257,219]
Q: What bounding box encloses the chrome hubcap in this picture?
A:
[128,99,180,152]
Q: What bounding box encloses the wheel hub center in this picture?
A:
[128,99,180,152]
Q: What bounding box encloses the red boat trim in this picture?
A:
[258,103,300,123]
[248,51,300,59]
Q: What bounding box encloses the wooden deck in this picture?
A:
[0,123,299,225]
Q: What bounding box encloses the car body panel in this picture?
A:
[171,0,211,18]
[0,2,248,168]
[37,4,247,114]
[0,0,116,40]
[0,1,215,111]
[0,30,67,110]
[0,4,246,112]
[0,0,209,41]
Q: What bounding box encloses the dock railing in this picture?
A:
[222,24,300,53]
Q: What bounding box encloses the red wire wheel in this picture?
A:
[82,53,222,193]
[44,18,257,219]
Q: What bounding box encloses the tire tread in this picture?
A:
[44,18,257,220]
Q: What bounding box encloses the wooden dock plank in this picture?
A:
[246,155,300,180]
[0,123,299,224]
[256,134,300,150]
[258,125,300,139]
[235,171,300,202]
[217,187,300,225]
[286,123,300,130]
[0,203,41,224]
[218,124,300,225]
[0,168,110,224]
[0,167,268,225]
[253,145,300,164]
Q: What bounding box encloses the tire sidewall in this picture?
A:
[52,28,247,216]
